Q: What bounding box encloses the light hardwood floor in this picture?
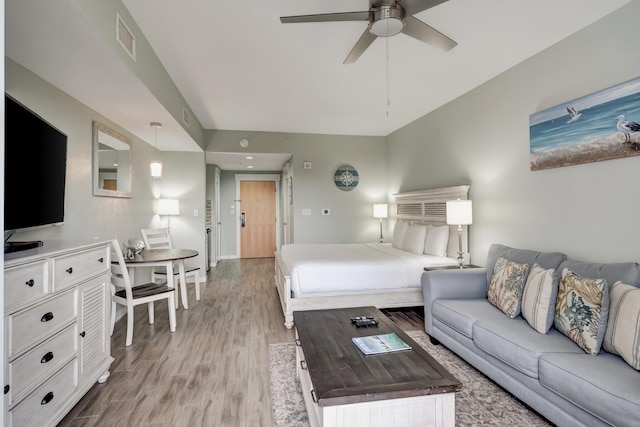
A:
[58,258,424,427]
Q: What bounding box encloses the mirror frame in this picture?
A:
[92,121,133,198]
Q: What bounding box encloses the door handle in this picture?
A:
[241,211,246,228]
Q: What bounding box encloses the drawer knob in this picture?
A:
[4,385,9,395]
[25,279,35,287]
[66,267,73,274]
[80,331,86,338]
[41,391,54,405]
[41,312,54,322]
[98,257,104,263]
[41,352,54,364]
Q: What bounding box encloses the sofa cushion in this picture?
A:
[554,268,609,355]
[539,352,640,427]
[557,259,640,289]
[432,299,507,338]
[473,318,584,378]
[484,244,566,290]
[603,281,640,370]
[521,263,558,334]
[487,257,529,318]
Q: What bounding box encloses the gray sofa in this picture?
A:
[421,243,640,427]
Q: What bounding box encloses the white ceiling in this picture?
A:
[5,0,631,170]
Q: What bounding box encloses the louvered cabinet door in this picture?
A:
[77,273,111,383]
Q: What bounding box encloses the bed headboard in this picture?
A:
[392,185,470,260]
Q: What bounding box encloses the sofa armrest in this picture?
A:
[421,268,488,334]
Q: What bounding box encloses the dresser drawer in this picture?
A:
[7,325,77,407]
[9,360,78,427]
[7,290,77,358]
[52,246,110,291]
[4,260,49,309]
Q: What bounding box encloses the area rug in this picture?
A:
[268,330,551,427]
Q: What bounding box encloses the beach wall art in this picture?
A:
[529,76,640,171]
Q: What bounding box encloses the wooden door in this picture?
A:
[103,179,117,190]
[240,181,276,258]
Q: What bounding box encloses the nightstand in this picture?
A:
[424,265,481,271]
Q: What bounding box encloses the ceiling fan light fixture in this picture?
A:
[370,6,405,37]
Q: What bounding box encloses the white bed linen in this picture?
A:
[280,243,457,297]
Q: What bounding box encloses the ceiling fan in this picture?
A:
[280,0,457,64]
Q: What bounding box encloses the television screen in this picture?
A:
[4,95,68,232]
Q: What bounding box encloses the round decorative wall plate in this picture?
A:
[334,165,359,191]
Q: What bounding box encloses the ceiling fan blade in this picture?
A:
[343,27,377,64]
[401,15,456,51]
[280,11,370,24]
[399,0,449,16]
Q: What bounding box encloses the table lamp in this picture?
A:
[157,198,180,229]
[373,203,388,243]
[446,199,472,268]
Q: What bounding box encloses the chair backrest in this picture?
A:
[111,239,133,300]
[140,228,173,250]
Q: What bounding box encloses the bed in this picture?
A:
[274,185,470,329]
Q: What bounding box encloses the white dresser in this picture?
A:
[4,239,114,427]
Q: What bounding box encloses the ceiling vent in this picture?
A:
[116,12,136,62]
[182,107,190,127]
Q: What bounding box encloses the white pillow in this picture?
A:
[424,225,449,257]
[521,263,558,334]
[392,221,409,249]
[402,224,427,254]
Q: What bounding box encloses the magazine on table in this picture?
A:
[352,332,412,355]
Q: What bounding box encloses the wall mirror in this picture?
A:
[92,121,132,198]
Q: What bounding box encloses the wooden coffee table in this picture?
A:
[293,306,461,427]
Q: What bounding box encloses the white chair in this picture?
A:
[110,239,176,347]
[140,228,201,302]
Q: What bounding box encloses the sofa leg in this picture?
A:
[429,336,441,345]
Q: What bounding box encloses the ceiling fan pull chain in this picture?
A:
[386,35,390,117]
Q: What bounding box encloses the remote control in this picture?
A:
[354,318,379,327]
[351,316,374,323]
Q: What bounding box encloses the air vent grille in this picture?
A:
[116,12,136,62]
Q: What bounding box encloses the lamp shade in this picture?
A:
[446,199,472,225]
[157,198,180,216]
[373,203,388,219]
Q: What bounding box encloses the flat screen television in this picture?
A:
[4,94,68,253]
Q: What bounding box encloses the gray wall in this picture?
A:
[206,130,388,256]
[5,58,207,277]
[387,0,640,265]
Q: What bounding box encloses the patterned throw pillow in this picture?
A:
[521,263,558,334]
[487,257,529,318]
[554,268,609,355]
[603,281,640,370]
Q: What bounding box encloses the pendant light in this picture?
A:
[150,122,163,178]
